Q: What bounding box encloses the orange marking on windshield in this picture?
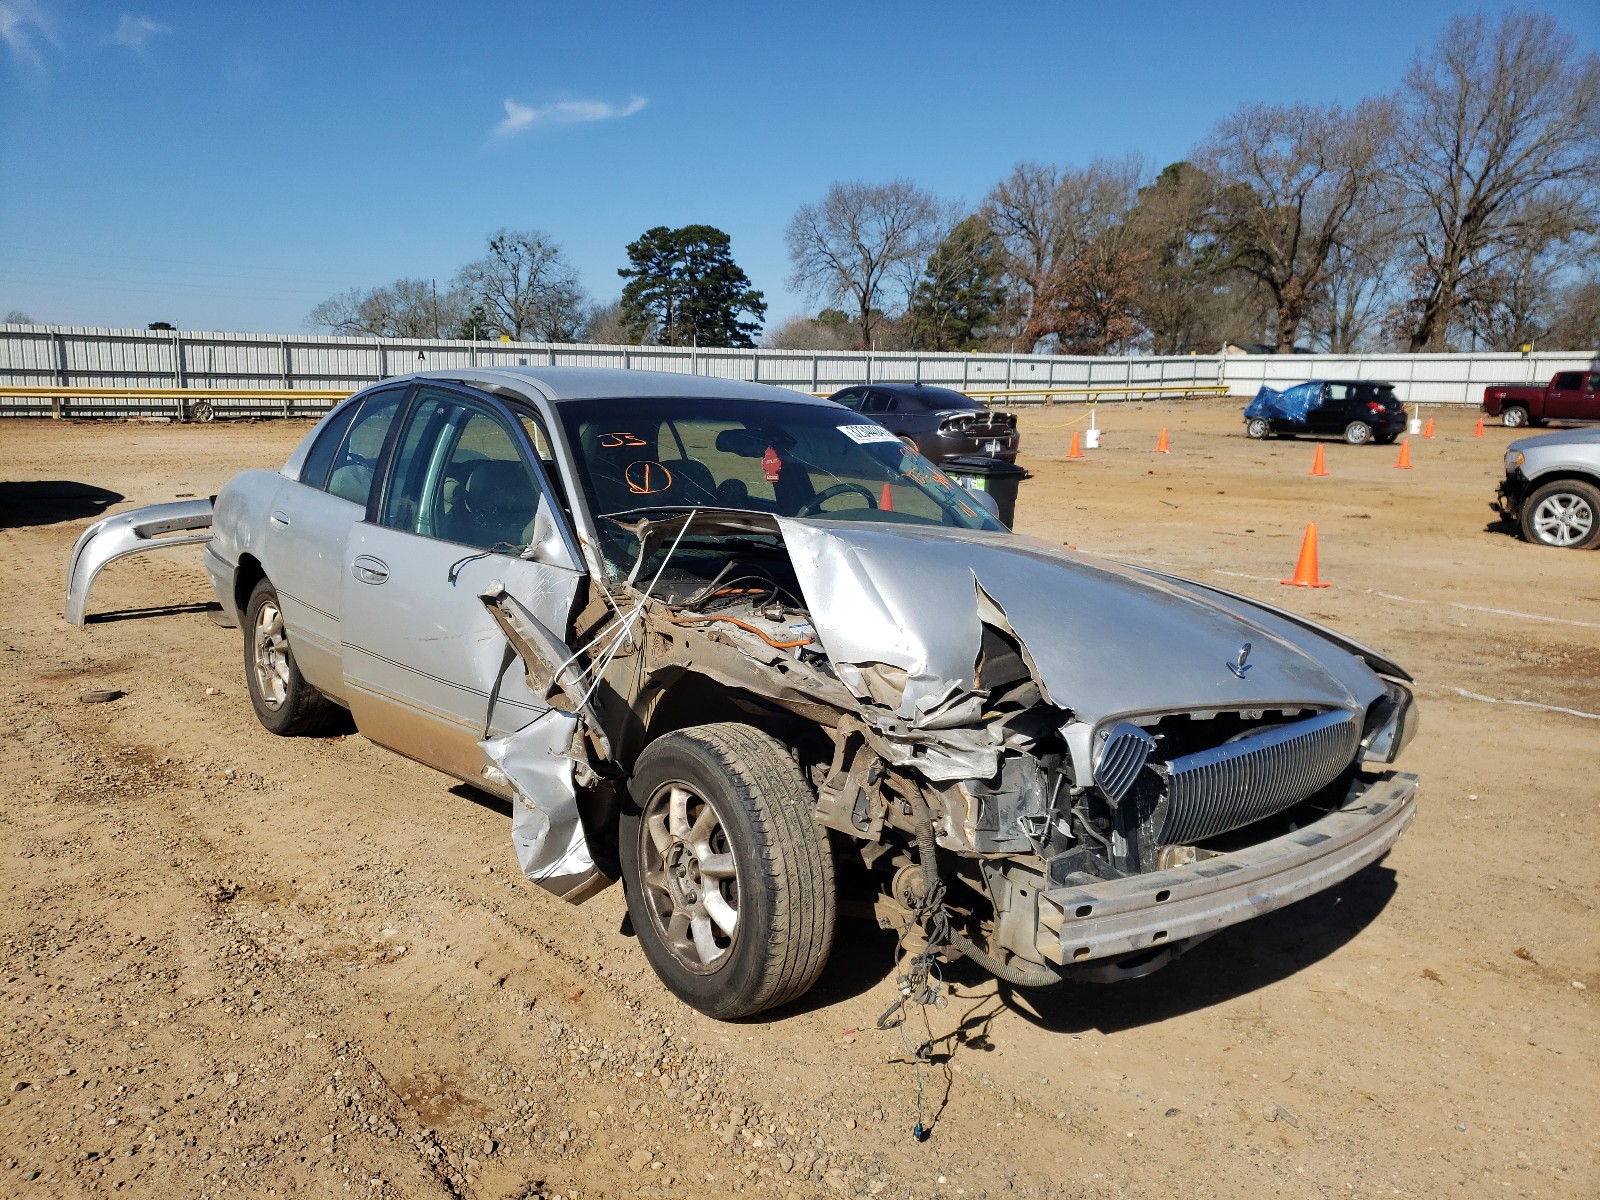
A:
[599,431,648,448]
[626,460,674,494]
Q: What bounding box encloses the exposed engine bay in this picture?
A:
[494,508,1418,990]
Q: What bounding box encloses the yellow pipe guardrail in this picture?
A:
[0,386,349,400]
[0,385,348,420]
[810,383,1231,403]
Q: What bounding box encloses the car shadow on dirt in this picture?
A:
[84,601,223,624]
[0,480,123,528]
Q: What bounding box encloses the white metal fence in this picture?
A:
[1,324,1594,418]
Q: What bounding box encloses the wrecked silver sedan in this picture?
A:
[65,368,1418,1018]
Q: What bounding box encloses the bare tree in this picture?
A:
[4,309,36,324]
[306,278,461,338]
[984,158,1145,352]
[1545,273,1600,351]
[1307,208,1404,352]
[1393,12,1600,351]
[454,229,586,342]
[1199,99,1392,351]
[764,310,858,351]
[785,181,945,349]
[580,300,640,345]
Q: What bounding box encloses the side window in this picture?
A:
[833,390,865,412]
[326,391,402,507]
[298,401,361,490]
[1587,374,1600,393]
[1326,384,1351,402]
[381,388,544,554]
[1552,372,1581,391]
[861,391,895,415]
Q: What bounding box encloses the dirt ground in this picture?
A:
[1,399,1596,1200]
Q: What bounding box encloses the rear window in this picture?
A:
[1553,372,1582,390]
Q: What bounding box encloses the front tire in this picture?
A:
[621,724,836,1019]
[243,579,341,735]
[1502,406,1529,428]
[1343,421,1373,445]
[1520,480,1600,549]
[1245,418,1271,440]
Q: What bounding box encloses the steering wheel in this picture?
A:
[797,482,878,516]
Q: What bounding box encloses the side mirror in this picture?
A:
[521,504,578,571]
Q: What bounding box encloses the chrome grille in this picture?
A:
[1157,710,1359,845]
[1094,721,1156,804]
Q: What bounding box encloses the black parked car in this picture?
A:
[1244,379,1408,445]
[827,383,1020,464]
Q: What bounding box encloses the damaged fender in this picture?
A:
[480,707,609,903]
[64,498,215,626]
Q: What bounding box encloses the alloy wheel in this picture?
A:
[638,783,740,972]
[1531,493,1595,547]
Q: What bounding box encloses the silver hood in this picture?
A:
[776,519,1389,730]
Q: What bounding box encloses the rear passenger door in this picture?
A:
[339,384,585,785]
[1311,384,1347,434]
[263,386,407,696]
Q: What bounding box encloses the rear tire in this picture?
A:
[1502,406,1529,428]
[621,724,836,1019]
[1520,479,1600,549]
[1343,421,1373,445]
[243,579,342,735]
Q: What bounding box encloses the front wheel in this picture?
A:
[1502,406,1529,428]
[1520,480,1600,549]
[1343,421,1373,446]
[243,579,341,735]
[1245,417,1271,440]
[621,724,836,1019]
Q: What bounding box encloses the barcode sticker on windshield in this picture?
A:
[838,424,899,445]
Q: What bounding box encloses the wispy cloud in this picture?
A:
[0,0,57,66]
[111,12,170,49]
[492,95,647,138]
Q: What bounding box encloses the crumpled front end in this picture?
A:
[584,512,1419,982]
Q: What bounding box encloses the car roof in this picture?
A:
[1321,379,1394,387]
[408,365,833,407]
[852,382,980,407]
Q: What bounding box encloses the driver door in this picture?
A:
[339,385,585,786]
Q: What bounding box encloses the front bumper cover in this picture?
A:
[1035,771,1418,967]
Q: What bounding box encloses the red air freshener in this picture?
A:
[762,446,782,483]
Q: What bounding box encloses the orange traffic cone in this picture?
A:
[1423,417,1435,439]
[1473,417,1485,437]
[879,480,893,511]
[1394,440,1413,469]
[1308,445,1328,477]
[1155,427,1170,453]
[1066,431,1083,459]
[1281,523,1331,588]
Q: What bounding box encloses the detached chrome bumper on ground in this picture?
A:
[63,498,215,626]
[1036,771,1418,968]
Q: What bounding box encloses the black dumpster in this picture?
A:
[941,455,1030,528]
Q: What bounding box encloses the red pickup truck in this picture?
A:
[1482,370,1600,427]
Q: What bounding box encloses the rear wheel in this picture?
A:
[1520,479,1600,549]
[621,724,836,1019]
[243,579,342,735]
[1245,418,1271,439]
[1502,406,1529,428]
[1343,421,1373,445]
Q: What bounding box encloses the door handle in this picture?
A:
[269,510,290,526]
[351,555,389,585]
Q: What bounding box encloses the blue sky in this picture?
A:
[2,1,1596,334]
